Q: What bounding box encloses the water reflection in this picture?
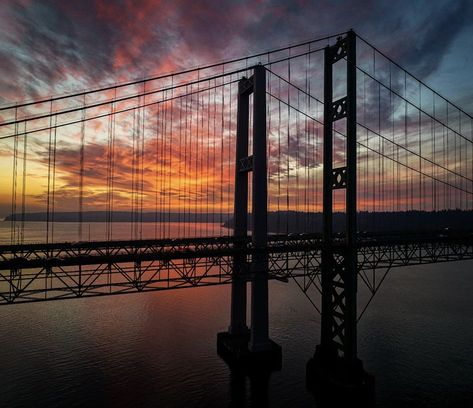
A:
[225,361,375,408]
[0,221,231,244]
[0,233,471,406]
[228,365,271,408]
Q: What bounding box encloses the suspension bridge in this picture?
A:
[1,30,473,399]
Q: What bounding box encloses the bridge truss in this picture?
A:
[0,232,472,308]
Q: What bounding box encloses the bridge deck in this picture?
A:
[0,232,471,305]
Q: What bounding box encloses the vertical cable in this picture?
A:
[212,80,217,235]
[51,114,58,243]
[20,121,28,244]
[106,93,114,242]
[447,104,450,209]
[365,124,369,228]
[131,107,136,239]
[404,72,408,212]
[418,82,422,221]
[227,79,232,237]
[220,75,225,234]
[110,89,116,240]
[162,89,168,238]
[286,58,291,233]
[140,83,146,240]
[156,94,161,238]
[46,100,53,244]
[305,54,309,232]
[184,87,189,236]
[202,78,207,235]
[206,83,211,236]
[195,73,200,237]
[432,96,436,211]
[10,106,19,245]
[178,92,183,237]
[296,84,300,232]
[168,76,174,238]
[267,71,272,231]
[277,77,281,233]
[389,65,394,213]
[79,95,86,241]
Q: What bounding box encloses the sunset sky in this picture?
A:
[0,0,472,220]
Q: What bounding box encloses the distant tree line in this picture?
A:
[224,210,473,234]
[5,210,473,234]
[4,211,231,223]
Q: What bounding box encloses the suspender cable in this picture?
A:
[10,107,19,245]
[286,58,291,233]
[212,80,217,235]
[220,72,225,234]
[206,83,211,235]
[140,83,146,240]
[51,114,58,243]
[277,77,282,233]
[225,78,231,237]
[20,121,28,245]
[168,76,174,238]
[46,100,54,244]
[78,95,86,241]
[195,74,200,237]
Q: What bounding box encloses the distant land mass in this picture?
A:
[223,210,473,234]
[4,211,231,223]
[4,210,473,235]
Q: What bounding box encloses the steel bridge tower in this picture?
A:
[305,30,373,399]
[218,30,373,400]
[217,64,282,368]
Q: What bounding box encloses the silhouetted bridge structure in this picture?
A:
[1,30,473,401]
[1,232,472,304]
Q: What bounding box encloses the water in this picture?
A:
[0,221,230,243]
[0,223,472,407]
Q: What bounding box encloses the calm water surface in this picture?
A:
[0,222,472,407]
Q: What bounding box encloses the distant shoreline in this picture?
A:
[3,211,231,223]
[3,210,473,234]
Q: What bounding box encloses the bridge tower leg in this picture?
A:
[217,65,281,370]
[306,30,374,403]
[229,70,251,338]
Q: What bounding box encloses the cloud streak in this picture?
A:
[1,0,472,105]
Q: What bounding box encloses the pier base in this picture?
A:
[217,331,282,371]
[306,345,375,406]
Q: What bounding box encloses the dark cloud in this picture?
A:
[385,0,472,79]
[1,0,472,105]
